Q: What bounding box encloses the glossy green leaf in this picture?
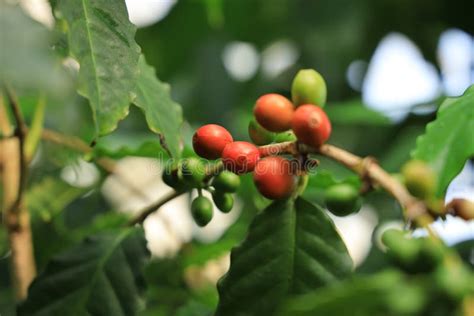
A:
[58,0,141,136]
[0,4,68,93]
[412,85,474,196]
[133,55,183,158]
[20,228,150,316]
[216,198,352,316]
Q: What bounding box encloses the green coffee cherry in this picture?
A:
[274,130,297,143]
[435,264,473,300]
[418,238,445,269]
[212,192,234,213]
[382,229,422,269]
[162,161,187,191]
[213,170,241,193]
[401,160,436,199]
[324,184,361,216]
[181,158,206,188]
[248,119,275,145]
[191,196,213,226]
[381,229,445,273]
[291,69,327,107]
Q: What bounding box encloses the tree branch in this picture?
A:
[130,140,439,228]
[4,87,28,214]
[259,141,432,223]
[0,91,36,301]
[128,161,225,225]
[128,190,185,226]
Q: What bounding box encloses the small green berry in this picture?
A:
[324,183,361,216]
[181,158,206,188]
[382,229,421,266]
[191,196,213,226]
[213,171,241,193]
[162,161,187,191]
[401,160,436,199]
[248,119,275,145]
[291,69,327,107]
[212,192,234,213]
[274,130,297,143]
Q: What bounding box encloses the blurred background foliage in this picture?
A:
[1,0,473,315]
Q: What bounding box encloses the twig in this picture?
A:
[259,141,432,223]
[0,91,36,300]
[4,87,28,214]
[41,128,93,154]
[128,161,226,225]
[128,190,185,226]
[24,94,46,161]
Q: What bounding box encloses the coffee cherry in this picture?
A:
[191,196,213,226]
[401,160,436,199]
[181,157,206,187]
[291,104,331,147]
[324,184,361,217]
[253,156,297,200]
[291,69,327,107]
[381,229,423,272]
[448,199,474,221]
[222,141,260,174]
[434,264,472,301]
[248,119,275,145]
[212,192,234,213]
[213,170,241,193]
[162,161,187,191]
[418,238,445,269]
[274,130,297,143]
[193,124,233,160]
[254,94,294,132]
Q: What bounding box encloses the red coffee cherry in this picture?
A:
[222,141,260,174]
[253,156,297,200]
[291,104,331,147]
[193,124,233,160]
[254,94,294,132]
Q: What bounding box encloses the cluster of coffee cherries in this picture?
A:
[163,69,362,227]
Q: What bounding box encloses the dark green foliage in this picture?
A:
[19,228,150,316]
[216,198,352,315]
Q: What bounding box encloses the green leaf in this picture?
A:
[278,270,427,316]
[94,139,167,159]
[133,55,183,158]
[27,177,89,222]
[0,4,68,93]
[20,228,150,316]
[326,100,391,126]
[412,85,474,196]
[58,0,141,136]
[215,198,352,316]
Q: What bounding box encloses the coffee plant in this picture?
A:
[0,1,473,315]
